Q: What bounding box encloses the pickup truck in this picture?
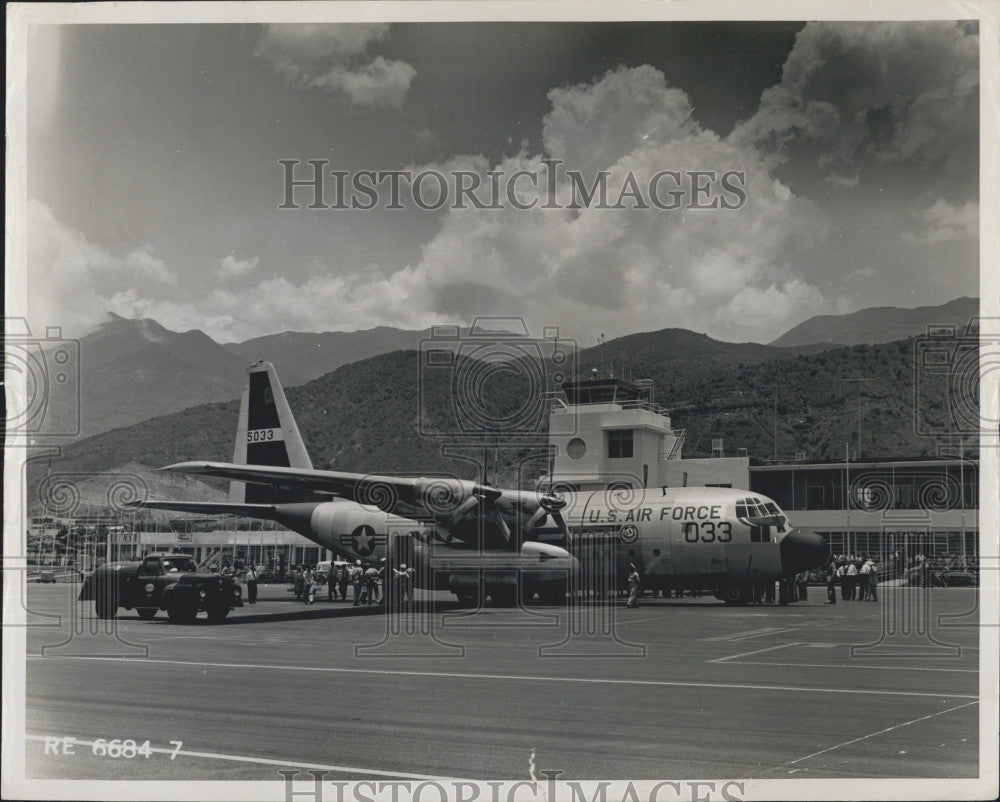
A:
[78,552,243,623]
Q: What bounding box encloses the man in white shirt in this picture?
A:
[858,558,871,601]
[845,561,858,600]
[245,564,258,605]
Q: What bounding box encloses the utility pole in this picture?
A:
[843,377,876,459]
[845,441,851,557]
[959,436,966,559]
[773,392,778,461]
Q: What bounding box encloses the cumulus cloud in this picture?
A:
[732,22,978,170]
[394,65,837,342]
[543,64,698,176]
[26,199,176,335]
[215,254,260,280]
[27,200,443,341]
[108,269,449,343]
[255,23,416,109]
[902,199,979,244]
[124,244,176,284]
[30,66,843,344]
[824,172,859,188]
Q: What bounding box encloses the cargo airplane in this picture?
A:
[131,362,827,606]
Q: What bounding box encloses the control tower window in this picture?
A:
[607,429,633,459]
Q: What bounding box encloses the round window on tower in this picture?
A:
[566,438,586,460]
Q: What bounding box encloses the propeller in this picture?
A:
[522,491,567,535]
[524,506,548,532]
[427,479,566,544]
[449,495,481,526]
[437,482,511,540]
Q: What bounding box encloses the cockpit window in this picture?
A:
[763,502,788,533]
[739,498,788,540]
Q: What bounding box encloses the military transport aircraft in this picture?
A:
[132,362,827,606]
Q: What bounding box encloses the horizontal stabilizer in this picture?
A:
[126,499,283,519]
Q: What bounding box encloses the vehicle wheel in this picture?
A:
[95,597,116,620]
[206,604,231,622]
[490,586,517,607]
[167,602,197,624]
[137,608,157,620]
[455,589,480,608]
[721,584,751,606]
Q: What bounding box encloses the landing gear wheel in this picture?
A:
[721,584,751,606]
[136,608,157,620]
[206,604,231,623]
[167,602,197,623]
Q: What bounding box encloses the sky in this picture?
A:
[24,19,980,345]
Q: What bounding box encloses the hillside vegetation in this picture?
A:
[28,334,971,512]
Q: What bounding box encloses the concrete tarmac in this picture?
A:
[16,582,981,782]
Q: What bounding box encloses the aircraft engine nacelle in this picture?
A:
[432,540,577,603]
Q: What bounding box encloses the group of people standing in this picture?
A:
[751,574,810,605]
[350,560,382,606]
[289,559,418,606]
[316,561,383,605]
[623,565,815,608]
[825,556,879,604]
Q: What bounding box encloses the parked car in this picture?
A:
[78,551,243,622]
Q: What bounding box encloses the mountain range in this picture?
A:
[768,296,979,348]
[31,297,978,443]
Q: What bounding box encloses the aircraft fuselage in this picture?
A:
[269,484,827,603]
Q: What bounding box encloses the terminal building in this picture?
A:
[548,377,979,563]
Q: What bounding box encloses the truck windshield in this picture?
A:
[162,558,197,572]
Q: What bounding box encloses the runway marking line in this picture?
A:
[25,735,468,782]
[767,700,979,774]
[26,655,976,699]
[702,627,792,642]
[718,659,977,674]
[707,642,799,663]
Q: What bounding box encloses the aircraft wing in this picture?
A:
[160,461,566,539]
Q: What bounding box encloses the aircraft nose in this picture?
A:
[780,529,828,575]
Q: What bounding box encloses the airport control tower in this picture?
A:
[547,375,751,493]
[547,376,683,493]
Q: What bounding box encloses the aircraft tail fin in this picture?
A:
[230,361,314,503]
